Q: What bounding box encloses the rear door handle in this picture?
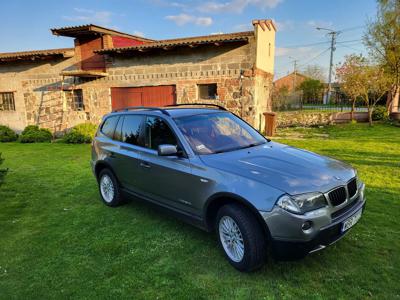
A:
[140,161,151,168]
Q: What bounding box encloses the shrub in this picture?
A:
[19,125,52,143]
[0,125,18,142]
[0,153,7,186]
[62,123,97,144]
[372,106,388,121]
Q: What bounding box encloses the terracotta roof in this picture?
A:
[96,31,253,55]
[0,48,74,62]
[51,24,154,42]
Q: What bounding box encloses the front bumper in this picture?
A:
[260,183,366,259]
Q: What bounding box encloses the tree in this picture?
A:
[302,65,327,82]
[298,78,324,104]
[336,55,365,121]
[362,64,391,124]
[364,0,400,113]
[337,54,391,125]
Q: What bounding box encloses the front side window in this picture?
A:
[174,112,266,155]
[101,116,119,139]
[0,92,16,111]
[145,117,177,150]
[120,115,144,146]
[198,84,218,100]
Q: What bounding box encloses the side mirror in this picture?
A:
[157,144,178,156]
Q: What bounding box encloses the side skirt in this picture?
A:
[121,188,208,231]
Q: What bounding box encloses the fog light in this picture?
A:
[302,221,313,231]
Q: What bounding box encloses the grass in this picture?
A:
[0,123,399,299]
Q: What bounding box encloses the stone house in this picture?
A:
[0,19,275,134]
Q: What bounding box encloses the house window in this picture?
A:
[198,84,218,100]
[268,43,271,57]
[0,92,16,111]
[72,89,84,111]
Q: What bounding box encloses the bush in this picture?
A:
[62,123,97,144]
[0,153,7,186]
[0,125,18,142]
[19,125,52,143]
[372,106,388,121]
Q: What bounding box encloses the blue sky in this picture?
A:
[0,0,377,79]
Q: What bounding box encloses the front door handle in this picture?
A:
[140,162,151,168]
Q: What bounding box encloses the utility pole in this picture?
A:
[317,27,340,104]
[289,56,298,92]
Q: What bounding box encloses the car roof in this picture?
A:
[105,107,227,119]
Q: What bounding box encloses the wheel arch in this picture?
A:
[94,161,117,181]
[203,192,271,239]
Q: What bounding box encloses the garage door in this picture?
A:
[111,86,176,110]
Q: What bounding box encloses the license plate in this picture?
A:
[341,209,362,232]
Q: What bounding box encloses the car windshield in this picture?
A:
[174,112,267,155]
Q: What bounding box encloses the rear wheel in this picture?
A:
[216,204,266,272]
[98,169,123,207]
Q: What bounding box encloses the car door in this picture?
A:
[136,115,199,215]
[110,114,146,193]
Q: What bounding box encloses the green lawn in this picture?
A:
[0,123,399,299]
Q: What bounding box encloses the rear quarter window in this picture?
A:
[101,116,119,139]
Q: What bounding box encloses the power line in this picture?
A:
[278,40,330,48]
[297,47,331,68]
[337,44,365,52]
[337,39,363,44]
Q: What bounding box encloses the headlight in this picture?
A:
[277,192,327,214]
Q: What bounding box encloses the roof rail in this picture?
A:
[112,106,170,116]
[165,103,227,111]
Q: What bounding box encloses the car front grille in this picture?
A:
[328,186,347,206]
[347,178,357,198]
[331,196,359,219]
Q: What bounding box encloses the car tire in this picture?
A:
[98,168,123,207]
[216,204,266,272]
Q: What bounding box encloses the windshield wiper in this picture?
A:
[213,142,266,154]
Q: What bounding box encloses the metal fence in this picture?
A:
[272,91,368,112]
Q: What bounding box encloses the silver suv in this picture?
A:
[91,104,366,272]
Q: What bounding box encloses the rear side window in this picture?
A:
[101,116,119,139]
[145,116,177,150]
[121,115,145,146]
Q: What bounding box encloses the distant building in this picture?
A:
[273,72,309,93]
[0,20,276,133]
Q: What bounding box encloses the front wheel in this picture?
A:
[98,169,124,207]
[216,204,267,272]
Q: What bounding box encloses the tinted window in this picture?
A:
[121,115,144,146]
[101,116,119,139]
[145,117,177,150]
[114,116,124,141]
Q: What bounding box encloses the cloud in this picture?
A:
[273,20,294,32]
[234,23,253,31]
[165,14,213,26]
[132,31,145,37]
[275,47,313,57]
[197,0,283,14]
[63,8,113,25]
[306,20,334,29]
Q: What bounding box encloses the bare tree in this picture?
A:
[302,64,327,82]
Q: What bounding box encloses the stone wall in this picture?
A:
[276,111,334,128]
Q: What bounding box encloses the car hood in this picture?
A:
[199,141,356,195]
